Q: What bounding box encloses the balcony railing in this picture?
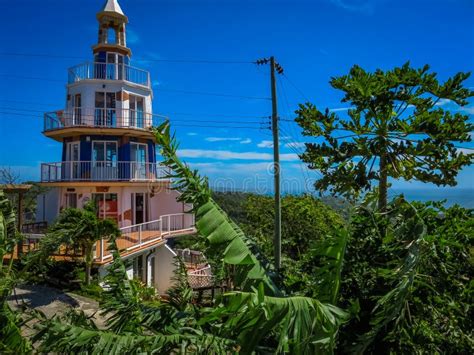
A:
[44,108,167,132]
[41,161,170,182]
[17,214,196,263]
[96,213,196,262]
[68,62,151,88]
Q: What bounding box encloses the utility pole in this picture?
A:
[256,56,283,270]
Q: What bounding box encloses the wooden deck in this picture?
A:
[5,227,196,265]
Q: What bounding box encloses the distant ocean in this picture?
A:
[392,188,474,208]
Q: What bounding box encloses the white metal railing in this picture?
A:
[44,108,167,132]
[68,62,151,87]
[41,161,170,182]
[97,213,195,262]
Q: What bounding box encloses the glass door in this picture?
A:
[130,143,147,180]
[131,192,149,225]
[73,94,82,125]
[93,193,118,222]
[65,142,80,180]
[92,141,117,180]
[106,53,116,80]
[129,95,144,128]
[95,92,116,127]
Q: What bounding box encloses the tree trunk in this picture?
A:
[84,244,93,286]
[378,152,388,212]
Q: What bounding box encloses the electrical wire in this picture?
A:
[0,107,269,126]
[0,100,269,120]
[0,74,269,101]
[0,110,268,131]
[0,52,254,64]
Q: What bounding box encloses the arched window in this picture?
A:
[107,27,116,44]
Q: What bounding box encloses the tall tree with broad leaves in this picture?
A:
[295,62,473,211]
[46,201,120,285]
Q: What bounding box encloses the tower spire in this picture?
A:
[94,0,131,57]
[100,0,125,16]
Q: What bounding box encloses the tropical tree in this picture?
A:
[338,197,474,353]
[0,189,32,353]
[45,201,120,285]
[295,62,473,210]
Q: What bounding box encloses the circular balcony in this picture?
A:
[68,61,151,88]
[43,108,167,141]
[41,161,171,184]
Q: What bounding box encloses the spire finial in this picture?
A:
[101,0,125,16]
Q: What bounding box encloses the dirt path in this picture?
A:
[7,283,106,330]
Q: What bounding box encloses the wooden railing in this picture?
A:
[96,213,195,262]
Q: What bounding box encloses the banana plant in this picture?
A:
[152,122,349,353]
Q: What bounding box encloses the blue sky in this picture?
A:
[0,0,473,195]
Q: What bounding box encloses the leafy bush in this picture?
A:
[339,198,474,353]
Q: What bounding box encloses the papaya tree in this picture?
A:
[295,62,473,210]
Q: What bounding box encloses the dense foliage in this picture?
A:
[339,198,474,353]
[242,194,346,297]
[219,190,473,353]
[0,190,32,353]
[295,63,473,210]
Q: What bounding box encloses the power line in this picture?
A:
[0,107,269,125]
[282,73,311,102]
[156,88,269,100]
[0,110,267,131]
[0,74,269,100]
[0,52,254,64]
[0,100,269,119]
[0,74,64,83]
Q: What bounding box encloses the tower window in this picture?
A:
[107,27,117,44]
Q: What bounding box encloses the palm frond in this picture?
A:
[153,122,280,295]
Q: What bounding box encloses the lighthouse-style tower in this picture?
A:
[37,0,195,292]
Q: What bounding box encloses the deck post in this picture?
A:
[100,239,104,262]
[138,225,142,245]
[167,215,171,236]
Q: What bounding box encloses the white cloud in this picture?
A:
[177,149,298,161]
[329,106,352,112]
[205,137,241,142]
[257,140,274,148]
[191,162,271,174]
[457,148,473,155]
[240,138,252,144]
[460,106,474,115]
[187,132,198,136]
[435,98,451,106]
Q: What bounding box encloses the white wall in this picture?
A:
[36,187,60,224]
[150,187,185,220]
[153,244,177,294]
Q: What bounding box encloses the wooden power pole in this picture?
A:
[257,56,283,270]
[270,56,281,270]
